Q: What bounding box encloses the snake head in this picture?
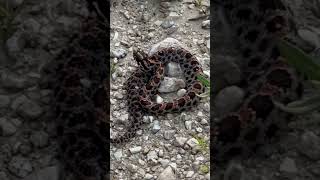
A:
[133,48,159,72]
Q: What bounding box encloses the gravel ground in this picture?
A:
[0,0,319,180]
[110,0,210,180]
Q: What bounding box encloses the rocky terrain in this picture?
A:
[110,0,210,179]
[0,0,319,180]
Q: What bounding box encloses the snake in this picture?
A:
[212,0,302,162]
[111,47,206,144]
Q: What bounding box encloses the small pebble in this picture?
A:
[202,20,210,29]
[177,89,187,97]
[156,95,164,104]
[175,137,188,147]
[185,120,193,130]
[130,146,142,154]
[152,120,161,133]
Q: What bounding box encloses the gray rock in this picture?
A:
[145,173,153,179]
[206,40,210,49]
[169,12,179,18]
[195,127,203,133]
[212,55,242,92]
[152,120,161,133]
[80,78,91,88]
[23,18,41,33]
[0,118,17,136]
[177,89,187,97]
[166,62,183,77]
[156,95,164,104]
[147,150,158,161]
[214,86,244,117]
[11,95,28,110]
[158,149,164,157]
[158,77,186,93]
[30,131,49,148]
[158,166,176,180]
[24,166,59,180]
[119,114,129,122]
[161,20,175,29]
[185,120,193,130]
[205,173,210,180]
[163,130,175,140]
[202,20,210,29]
[298,28,320,50]
[298,131,320,160]
[154,20,163,26]
[111,48,127,59]
[56,16,80,30]
[19,142,33,155]
[279,157,298,174]
[0,95,10,108]
[7,0,24,8]
[200,119,208,125]
[15,96,43,119]
[114,149,123,160]
[1,71,33,90]
[6,31,26,54]
[0,143,12,163]
[166,25,178,35]
[159,158,170,167]
[130,146,142,154]
[186,138,198,149]
[186,171,195,178]
[175,137,188,147]
[8,156,33,178]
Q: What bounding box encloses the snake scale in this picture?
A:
[212,0,302,162]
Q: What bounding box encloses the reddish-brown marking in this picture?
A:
[190,60,199,66]
[140,98,151,106]
[177,98,186,107]
[150,55,156,60]
[188,92,196,99]
[151,104,162,111]
[146,84,153,90]
[165,102,173,110]
[153,76,161,84]
[193,83,202,90]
